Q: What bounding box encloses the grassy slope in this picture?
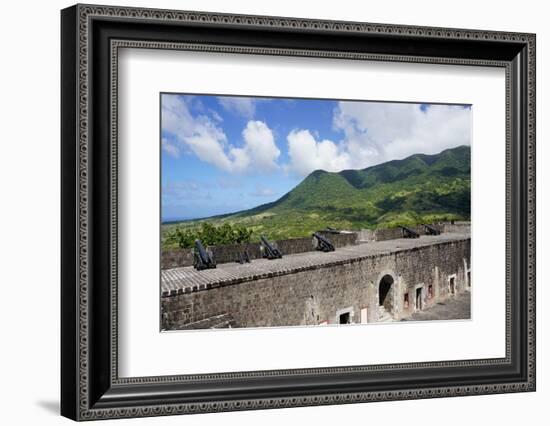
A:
[162,146,470,248]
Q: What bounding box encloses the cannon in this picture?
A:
[193,239,216,270]
[312,232,335,252]
[423,223,441,236]
[399,226,420,239]
[260,236,282,260]
[236,250,251,264]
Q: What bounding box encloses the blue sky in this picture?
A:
[161,94,471,222]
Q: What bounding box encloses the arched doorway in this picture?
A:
[378,274,394,311]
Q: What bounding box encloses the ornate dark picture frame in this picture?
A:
[61,4,536,421]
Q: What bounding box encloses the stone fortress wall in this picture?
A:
[161,222,470,269]
[161,224,471,330]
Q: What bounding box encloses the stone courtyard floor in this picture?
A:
[401,291,471,322]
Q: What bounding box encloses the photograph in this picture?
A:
[57,3,536,421]
[160,93,472,330]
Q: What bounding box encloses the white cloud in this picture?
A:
[286,129,352,177]
[163,95,471,179]
[162,95,235,170]
[333,102,471,169]
[286,102,471,177]
[217,97,257,118]
[162,96,279,174]
[286,101,471,176]
[242,121,280,170]
[208,109,224,123]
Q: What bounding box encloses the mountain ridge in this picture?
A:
[241,145,470,217]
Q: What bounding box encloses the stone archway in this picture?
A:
[378,274,394,311]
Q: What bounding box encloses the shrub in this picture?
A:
[171,223,253,248]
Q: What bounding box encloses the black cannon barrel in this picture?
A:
[193,239,216,270]
[313,232,335,252]
[195,239,209,260]
[236,250,251,264]
[423,224,441,235]
[399,226,420,239]
[260,236,282,259]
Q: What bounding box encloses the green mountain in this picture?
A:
[162,146,470,247]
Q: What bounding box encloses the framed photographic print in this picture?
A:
[61,4,536,421]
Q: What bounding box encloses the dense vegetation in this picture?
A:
[162,146,470,249]
[164,222,253,249]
